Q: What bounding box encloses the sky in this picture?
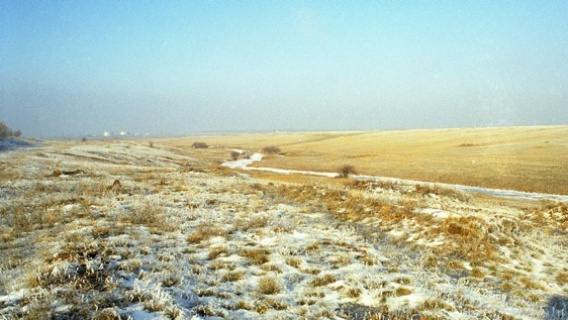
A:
[1,1,567,138]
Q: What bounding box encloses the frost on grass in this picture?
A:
[0,140,566,319]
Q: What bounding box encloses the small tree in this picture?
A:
[262,146,281,155]
[338,164,357,178]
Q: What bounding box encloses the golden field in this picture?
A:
[164,125,568,195]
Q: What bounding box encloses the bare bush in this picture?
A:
[192,142,209,149]
[338,164,357,178]
[262,146,281,155]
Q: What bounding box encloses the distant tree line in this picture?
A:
[0,121,22,140]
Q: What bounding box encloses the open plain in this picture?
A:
[1,126,568,319]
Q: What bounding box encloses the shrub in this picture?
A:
[230,151,240,160]
[338,164,357,178]
[0,121,21,139]
[192,142,208,149]
[262,146,281,155]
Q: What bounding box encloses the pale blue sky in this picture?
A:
[1,1,567,137]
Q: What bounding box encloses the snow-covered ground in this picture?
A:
[1,141,567,319]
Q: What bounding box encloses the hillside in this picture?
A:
[0,136,567,319]
[169,126,568,195]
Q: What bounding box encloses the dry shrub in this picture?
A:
[394,277,412,285]
[234,300,254,310]
[395,286,412,296]
[234,216,269,231]
[445,260,464,270]
[360,252,376,266]
[120,202,175,232]
[262,146,281,155]
[519,277,546,290]
[6,203,62,234]
[470,267,485,278]
[414,184,469,202]
[285,257,302,268]
[310,273,337,287]
[75,181,112,198]
[338,164,357,178]
[345,287,362,298]
[258,276,281,294]
[419,298,454,311]
[0,164,20,181]
[262,183,412,225]
[332,253,353,267]
[438,216,496,262]
[187,232,206,244]
[192,142,208,149]
[265,297,288,310]
[261,263,283,273]
[556,271,568,284]
[240,248,270,265]
[92,308,121,320]
[162,273,181,287]
[207,245,228,260]
[187,222,224,244]
[222,270,245,282]
[305,242,321,252]
[535,202,568,229]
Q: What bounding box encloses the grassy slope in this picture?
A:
[166,126,568,195]
[1,135,567,319]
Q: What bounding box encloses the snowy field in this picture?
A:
[1,140,567,319]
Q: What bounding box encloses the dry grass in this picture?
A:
[187,222,224,244]
[222,270,246,282]
[2,136,565,319]
[240,248,270,265]
[258,276,281,294]
[208,245,229,260]
[310,273,337,287]
[163,126,568,195]
[285,257,302,268]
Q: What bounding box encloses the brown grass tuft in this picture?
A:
[222,270,245,282]
[258,276,281,294]
[310,273,337,287]
[556,271,568,284]
[207,246,228,260]
[395,286,412,296]
[240,248,270,265]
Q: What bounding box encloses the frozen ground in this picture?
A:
[0,140,567,319]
